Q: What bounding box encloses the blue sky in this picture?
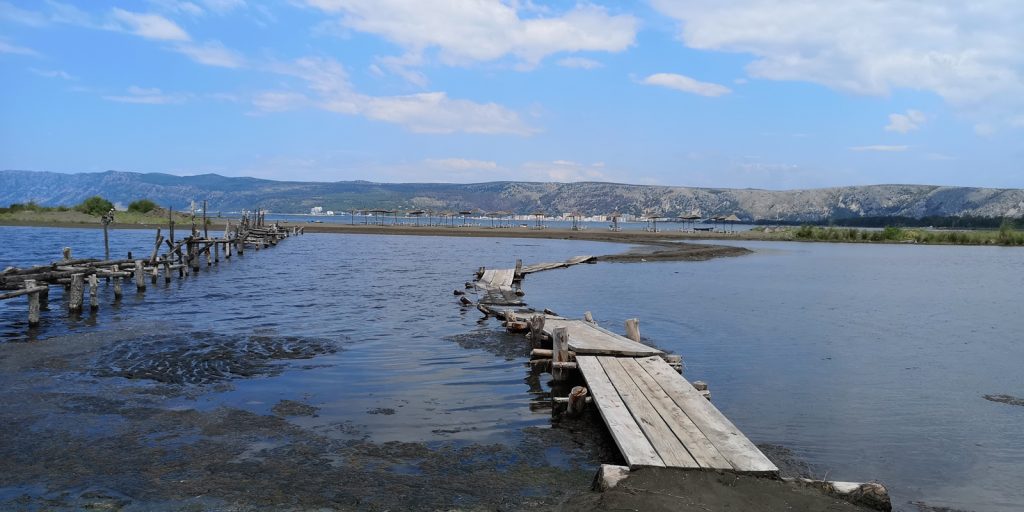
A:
[1,1,1022,189]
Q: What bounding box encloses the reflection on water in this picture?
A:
[1,227,1022,510]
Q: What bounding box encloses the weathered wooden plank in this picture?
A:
[543,318,662,357]
[576,356,665,469]
[599,357,699,469]
[618,357,733,469]
[637,356,778,474]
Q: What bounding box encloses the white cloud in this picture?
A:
[425,158,499,171]
[973,123,995,136]
[361,92,533,135]
[849,145,909,152]
[885,109,927,133]
[201,0,246,14]
[110,8,190,41]
[262,56,536,135]
[250,91,308,112]
[303,1,636,67]
[521,160,609,182]
[31,68,75,80]
[556,57,603,69]
[651,1,1024,124]
[148,1,205,16]
[104,85,186,104]
[0,38,39,56]
[174,40,245,68]
[640,73,731,97]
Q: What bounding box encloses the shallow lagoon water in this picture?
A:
[1,227,1022,510]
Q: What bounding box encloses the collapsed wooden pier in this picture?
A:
[464,255,777,474]
[459,255,892,509]
[1,209,303,329]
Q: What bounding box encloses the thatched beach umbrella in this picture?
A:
[723,214,741,233]
[407,210,425,226]
[531,211,546,229]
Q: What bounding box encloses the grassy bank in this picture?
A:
[782,224,1024,246]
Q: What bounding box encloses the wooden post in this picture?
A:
[163,259,171,283]
[88,274,99,310]
[169,206,175,244]
[112,265,123,299]
[567,386,589,415]
[214,240,220,263]
[625,318,641,343]
[134,260,146,291]
[190,242,200,272]
[150,264,158,284]
[528,315,546,348]
[584,311,596,324]
[39,282,49,310]
[514,258,523,278]
[205,245,212,266]
[149,228,163,264]
[62,247,72,261]
[203,200,208,239]
[25,279,40,327]
[68,273,84,313]
[102,217,111,260]
[552,327,570,382]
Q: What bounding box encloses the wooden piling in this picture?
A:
[584,311,596,324]
[163,259,171,283]
[150,264,158,284]
[214,240,220,263]
[68,273,84,313]
[134,260,146,291]
[625,318,641,343]
[112,265,123,299]
[552,327,570,382]
[88,274,99,310]
[25,279,40,326]
[62,247,72,261]
[567,386,589,415]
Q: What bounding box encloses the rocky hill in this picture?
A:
[3,170,1023,221]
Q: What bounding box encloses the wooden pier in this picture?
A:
[464,255,777,474]
[1,209,303,329]
[462,255,892,509]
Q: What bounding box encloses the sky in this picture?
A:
[1,0,1022,190]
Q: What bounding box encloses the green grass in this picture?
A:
[790,224,1024,246]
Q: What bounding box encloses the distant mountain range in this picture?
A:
[3,170,1023,222]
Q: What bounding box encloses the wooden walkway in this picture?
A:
[577,355,777,473]
[465,256,778,476]
[542,318,662,357]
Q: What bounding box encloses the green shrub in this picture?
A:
[881,226,903,241]
[76,196,114,216]
[127,199,158,213]
[795,225,815,239]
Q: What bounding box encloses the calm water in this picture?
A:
[1,226,1022,511]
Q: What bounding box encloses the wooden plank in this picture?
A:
[543,318,662,357]
[598,357,699,469]
[637,356,778,474]
[618,358,733,469]
[576,356,665,468]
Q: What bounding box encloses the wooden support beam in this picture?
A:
[25,279,40,327]
[134,260,146,291]
[625,318,641,343]
[68,273,84,313]
[112,265,122,299]
[552,327,570,382]
[88,274,99,310]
